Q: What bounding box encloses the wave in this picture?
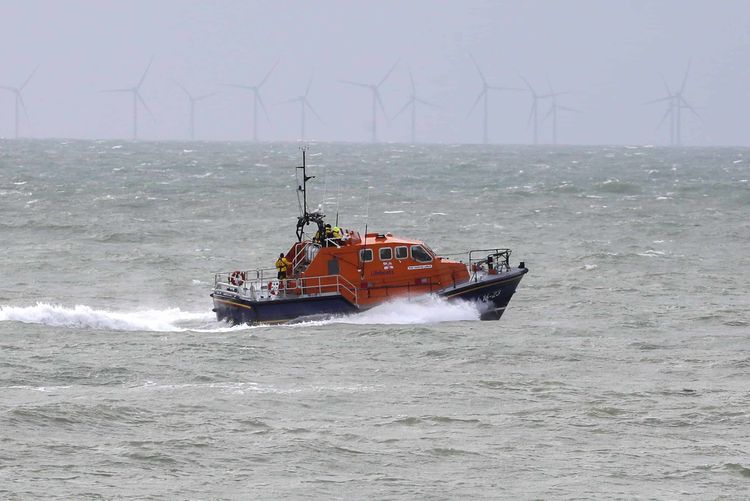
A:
[0,303,220,332]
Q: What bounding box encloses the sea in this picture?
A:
[1,140,748,499]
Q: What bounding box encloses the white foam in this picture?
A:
[0,303,216,332]
[291,295,480,326]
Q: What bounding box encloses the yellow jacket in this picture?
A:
[276,257,291,272]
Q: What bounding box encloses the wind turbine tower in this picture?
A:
[102,58,154,141]
[467,56,522,144]
[1,67,38,139]
[340,60,399,142]
[646,62,700,146]
[278,76,323,140]
[223,61,278,141]
[393,68,437,144]
[520,77,555,145]
[543,82,578,145]
[174,81,216,140]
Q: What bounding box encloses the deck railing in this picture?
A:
[467,248,511,281]
[214,270,359,306]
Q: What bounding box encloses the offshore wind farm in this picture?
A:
[1,0,748,147]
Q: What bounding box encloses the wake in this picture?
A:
[0,296,480,332]
[0,303,225,332]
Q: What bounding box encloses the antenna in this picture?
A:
[295,146,324,242]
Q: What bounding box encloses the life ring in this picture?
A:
[230,271,246,286]
[269,279,280,296]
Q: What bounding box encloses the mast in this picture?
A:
[295,147,324,242]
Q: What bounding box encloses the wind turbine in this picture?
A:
[277,75,323,140]
[392,68,437,144]
[340,60,399,142]
[1,67,38,139]
[520,77,555,145]
[646,62,700,146]
[542,81,579,145]
[467,55,522,144]
[174,81,216,140]
[222,61,278,141]
[101,58,154,141]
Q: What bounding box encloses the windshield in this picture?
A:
[411,245,432,263]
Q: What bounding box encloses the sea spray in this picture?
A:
[0,303,213,332]
[287,296,481,327]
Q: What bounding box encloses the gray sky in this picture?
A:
[1,0,749,145]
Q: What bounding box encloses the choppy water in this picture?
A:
[1,140,749,499]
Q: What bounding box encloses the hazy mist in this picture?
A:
[1,0,749,145]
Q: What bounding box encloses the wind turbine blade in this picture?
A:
[375,90,387,116]
[137,92,155,120]
[392,98,413,120]
[543,105,554,122]
[408,67,415,94]
[656,105,671,130]
[415,97,439,109]
[520,76,535,95]
[377,59,400,88]
[137,57,154,89]
[679,59,691,94]
[20,66,39,91]
[0,85,17,92]
[17,94,29,121]
[257,93,271,123]
[526,102,536,127]
[339,80,370,89]
[469,53,487,85]
[258,60,279,88]
[466,90,485,118]
[305,100,325,124]
[546,77,554,97]
[643,95,672,105]
[680,97,701,120]
[173,79,192,99]
[304,75,314,97]
[659,74,673,96]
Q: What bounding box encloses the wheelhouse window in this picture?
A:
[379,247,392,260]
[360,249,373,262]
[410,245,433,263]
[395,246,408,260]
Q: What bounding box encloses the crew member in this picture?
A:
[275,253,291,280]
[324,224,333,246]
[332,226,342,245]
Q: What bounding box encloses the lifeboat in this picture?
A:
[210,150,528,325]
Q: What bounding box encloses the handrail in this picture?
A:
[214,271,359,306]
[467,248,511,281]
